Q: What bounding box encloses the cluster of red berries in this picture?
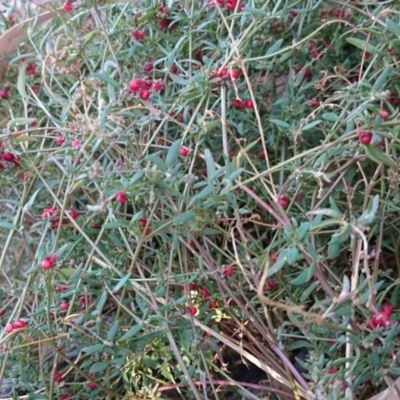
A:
[41,207,79,229]
[210,0,245,11]
[41,254,57,270]
[367,304,395,329]
[308,42,321,60]
[5,319,27,334]
[358,130,372,145]
[318,7,352,20]
[232,98,254,110]
[210,67,240,84]
[0,151,20,168]
[128,78,165,100]
[295,65,312,80]
[131,29,145,41]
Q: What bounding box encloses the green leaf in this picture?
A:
[385,18,400,35]
[0,222,15,230]
[130,172,144,184]
[118,324,143,341]
[103,221,125,229]
[165,139,182,168]
[297,222,310,241]
[358,195,380,227]
[146,154,167,171]
[172,211,195,225]
[204,149,216,181]
[302,120,322,131]
[17,64,27,100]
[189,185,214,207]
[8,118,36,129]
[373,66,391,92]
[345,37,377,54]
[322,112,339,122]
[112,273,131,292]
[300,281,319,302]
[166,36,186,70]
[307,208,342,218]
[270,119,290,129]
[96,291,108,312]
[107,321,120,341]
[327,241,340,259]
[266,38,284,55]
[364,145,397,168]
[267,255,286,277]
[89,362,109,374]
[291,264,316,286]
[81,344,104,353]
[286,246,299,265]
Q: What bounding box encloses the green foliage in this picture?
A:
[1,0,400,399]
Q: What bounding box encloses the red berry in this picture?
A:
[52,219,61,229]
[289,10,298,17]
[224,266,234,277]
[152,81,164,92]
[54,371,63,383]
[158,18,171,31]
[1,152,20,166]
[129,78,142,92]
[63,2,73,12]
[131,29,145,41]
[209,300,218,309]
[55,136,65,146]
[41,256,56,270]
[187,306,197,316]
[232,99,245,109]
[358,130,372,145]
[79,295,90,307]
[309,98,320,107]
[55,285,68,292]
[14,319,27,329]
[139,218,147,227]
[143,63,153,73]
[140,90,150,100]
[229,69,240,80]
[179,147,190,157]
[188,283,197,291]
[31,85,40,94]
[378,110,390,121]
[59,301,69,311]
[243,99,254,109]
[87,374,97,390]
[68,210,79,220]
[5,323,14,333]
[258,151,266,160]
[328,367,338,374]
[199,288,211,300]
[0,309,6,317]
[115,192,128,204]
[267,280,277,290]
[0,89,8,99]
[71,139,80,149]
[26,64,36,76]
[278,196,290,208]
[382,304,394,316]
[41,207,56,219]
